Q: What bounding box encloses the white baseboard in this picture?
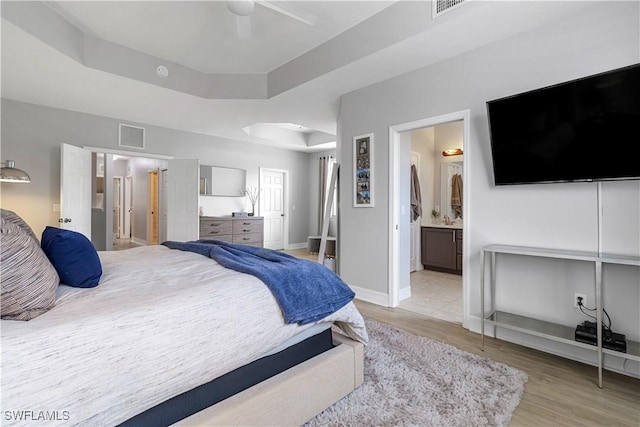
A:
[398,286,411,301]
[285,242,308,250]
[131,237,147,246]
[351,286,389,307]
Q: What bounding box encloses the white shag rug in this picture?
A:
[305,318,528,427]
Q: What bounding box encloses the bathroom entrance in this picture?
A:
[388,110,469,327]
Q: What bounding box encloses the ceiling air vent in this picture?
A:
[119,124,145,150]
[432,0,467,19]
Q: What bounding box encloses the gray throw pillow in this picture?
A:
[1,208,39,243]
[1,218,59,320]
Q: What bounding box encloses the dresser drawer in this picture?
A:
[200,219,232,236]
[200,235,233,244]
[200,225,232,237]
[233,233,262,246]
[233,219,263,234]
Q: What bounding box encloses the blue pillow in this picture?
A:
[41,226,102,288]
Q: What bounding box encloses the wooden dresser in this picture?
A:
[199,216,264,247]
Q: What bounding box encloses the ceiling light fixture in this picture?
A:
[442,148,463,157]
[0,160,31,183]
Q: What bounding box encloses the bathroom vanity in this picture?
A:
[421,224,462,275]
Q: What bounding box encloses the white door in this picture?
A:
[60,143,91,238]
[166,159,199,242]
[260,169,285,250]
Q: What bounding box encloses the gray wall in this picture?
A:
[0,99,313,247]
[338,2,639,374]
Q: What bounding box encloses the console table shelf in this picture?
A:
[485,311,640,361]
[481,244,640,388]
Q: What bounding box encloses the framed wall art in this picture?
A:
[353,133,373,207]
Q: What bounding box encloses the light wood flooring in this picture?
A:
[355,300,640,427]
[112,238,141,251]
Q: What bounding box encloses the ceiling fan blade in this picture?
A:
[258,1,317,26]
[235,15,252,39]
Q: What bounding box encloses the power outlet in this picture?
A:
[574,293,587,308]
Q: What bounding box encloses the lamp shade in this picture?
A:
[0,160,31,183]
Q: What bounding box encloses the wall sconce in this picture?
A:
[442,148,463,157]
[0,160,31,183]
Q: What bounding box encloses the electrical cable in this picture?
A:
[579,301,612,331]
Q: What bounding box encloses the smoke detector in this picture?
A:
[156,65,169,79]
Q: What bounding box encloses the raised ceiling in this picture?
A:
[1,1,593,152]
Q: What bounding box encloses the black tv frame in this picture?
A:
[486,63,640,186]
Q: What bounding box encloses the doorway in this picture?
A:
[259,168,287,250]
[147,170,159,245]
[388,110,470,328]
[113,176,123,239]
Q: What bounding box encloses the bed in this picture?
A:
[0,210,367,426]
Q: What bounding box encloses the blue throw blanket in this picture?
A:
[162,240,355,325]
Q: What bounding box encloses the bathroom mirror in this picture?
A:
[440,162,463,219]
[199,165,246,197]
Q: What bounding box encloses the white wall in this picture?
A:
[338,2,639,375]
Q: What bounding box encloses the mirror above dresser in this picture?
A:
[199,165,246,197]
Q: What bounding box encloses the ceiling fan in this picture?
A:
[226,0,317,39]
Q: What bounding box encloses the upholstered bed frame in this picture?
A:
[176,332,364,426]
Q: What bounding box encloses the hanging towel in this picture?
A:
[410,164,422,222]
[451,174,463,219]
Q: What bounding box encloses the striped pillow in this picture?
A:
[1,218,59,320]
[1,208,39,243]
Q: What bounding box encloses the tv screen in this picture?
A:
[487,63,640,185]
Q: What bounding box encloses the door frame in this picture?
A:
[147,169,159,245]
[388,109,470,328]
[113,176,124,239]
[83,146,172,248]
[259,167,289,249]
[124,175,132,239]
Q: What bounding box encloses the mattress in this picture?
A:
[1,245,367,426]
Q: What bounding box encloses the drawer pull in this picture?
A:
[243,222,251,225]
[209,231,219,234]
[243,229,251,232]
[210,223,222,226]
[243,237,250,241]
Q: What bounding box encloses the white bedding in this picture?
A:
[1,245,367,426]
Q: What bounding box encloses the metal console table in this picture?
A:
[480,244,640,388]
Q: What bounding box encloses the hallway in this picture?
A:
[112,238,141,251]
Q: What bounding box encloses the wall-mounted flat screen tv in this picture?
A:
[487,63,640,185]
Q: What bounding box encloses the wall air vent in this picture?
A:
[432,0,467,19]
[119,123,145,150]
